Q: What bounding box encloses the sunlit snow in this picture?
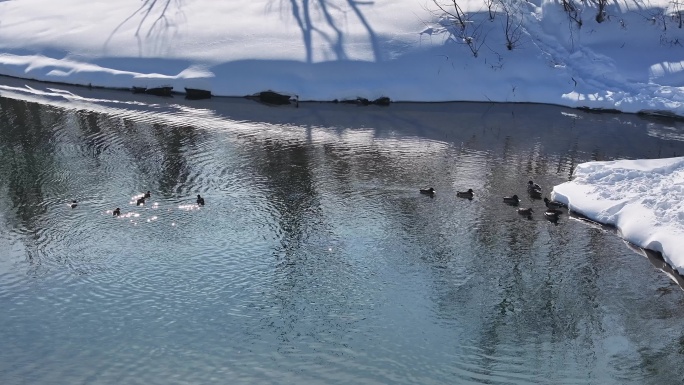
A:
[553,157,684,274]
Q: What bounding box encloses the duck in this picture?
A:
[419,187,436,195]
[196,194,205,206]
[144,191,151,198]
[70,200,78,209]
[113,208,121,217]
[456,189,474,199]
[517,207,533,216]
[136,197,145,206]
[503,194,520,205]
[527,180,542,192]
[544,209,562,222]
[544,197,565,210]
[528,188,543,199]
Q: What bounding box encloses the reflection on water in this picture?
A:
[1,80,684,384]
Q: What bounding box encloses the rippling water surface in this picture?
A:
[2,80,684,384]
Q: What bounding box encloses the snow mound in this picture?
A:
[552,157,684,274]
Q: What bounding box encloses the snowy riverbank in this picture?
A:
[0,0,683,115]
[552,157,684,275]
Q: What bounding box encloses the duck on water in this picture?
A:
[544,209,562,223]
[544,197,565,210]
[503,195,520,205]
[527,181,542,192]
[457,189,474,199]
[517,207,533,216]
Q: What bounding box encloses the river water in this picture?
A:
[1,80,684,384]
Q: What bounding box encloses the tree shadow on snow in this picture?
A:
[268,0,383,63]
[104,0,186,57]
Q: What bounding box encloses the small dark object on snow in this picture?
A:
[247,91,292,105]
[340,97,370,105]
[372,96,391,106]
[185,88,212,100]
[145,86,173,97]
[339,96,390,106]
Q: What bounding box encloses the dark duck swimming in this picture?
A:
[517,207,533,216]
[544,197,565,210]
[544,209,562,222]
[527,181,542,199]
[456,189,474,199]
[527,180,542,192]
[503,195,520,205]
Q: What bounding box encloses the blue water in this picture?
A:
[1,80,684,384]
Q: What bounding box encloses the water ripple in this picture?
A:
[1,89,684,384]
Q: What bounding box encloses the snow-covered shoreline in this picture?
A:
[1,0,683,115]
[552,157,684,275]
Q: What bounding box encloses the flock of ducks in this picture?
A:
[421,180,567,222]
[69,191,206,216]
[72,182,563,220]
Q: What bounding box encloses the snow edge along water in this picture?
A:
[552,157,684,277]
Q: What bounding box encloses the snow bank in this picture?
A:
[552,158,684,274]
[0,0,683,115]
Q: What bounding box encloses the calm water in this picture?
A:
[1,80,684,385]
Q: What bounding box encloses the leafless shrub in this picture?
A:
[432,0,486,57]
[591,0,608,23]
[484,0,498,20]
[499,0,523,50]
[649,8,669,31]
[561,0,583,28]
[672,0,683,28]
